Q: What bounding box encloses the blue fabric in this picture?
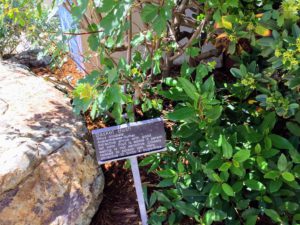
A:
[58,5,84,70]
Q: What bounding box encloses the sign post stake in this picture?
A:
[129,156,148,225]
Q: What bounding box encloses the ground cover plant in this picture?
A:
[57,0,300,224]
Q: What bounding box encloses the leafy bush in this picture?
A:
[69,0,300,224]
[0,0,61,59]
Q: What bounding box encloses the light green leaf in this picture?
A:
[233,150,251,163]
[264,170,280,180]
[221,136,233,159]
[277,154,288,172]
[222,183,235,196]
[282,172,295,181]
[157,169,176,178]
[204,210,227,225]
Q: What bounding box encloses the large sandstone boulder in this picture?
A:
[0,61,104,225]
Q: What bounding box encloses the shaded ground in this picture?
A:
[90,161,141,225]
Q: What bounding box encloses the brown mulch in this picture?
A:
[90,161,142,225]
[32,58,84,86]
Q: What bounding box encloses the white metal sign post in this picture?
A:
[130,156,148,225]
[91,118,166,225]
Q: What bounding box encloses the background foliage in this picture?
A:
[41,0,300,224]
[0,0,63,65]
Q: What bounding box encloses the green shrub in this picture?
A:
[0,0,61,61]
[69,0,300,224]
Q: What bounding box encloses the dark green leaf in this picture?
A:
[264,209,281,223]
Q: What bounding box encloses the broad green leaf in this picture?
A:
[282,172,295,181]
[289,77,300,89]
[173,201,199,217]
[287,122,300,136]
[246,215,257,225]
[205,106,222,121]
[292,24,300,37]
[260,112,276,132]
[222,183,235,196]
[204,210,227,225]
[257,37,275,47]
[149,193,157,208]
[269,134,294,150]
[97,0,117,12]
[227,0,239,7]
[221,136,233,159]
[269,180,282,193]
[139,156,155,166]
[277,154,288,171]
[264,209,281,223]
[245,179,266,191]
[210,183,222,197]
[168,213,176,225]
[219,162,232,172]
[230,68,242,78]
[178,77,200,102]
[233,150,251,163]
[157,169,176,178]
[167,107,197,121]
[283,202,299,213]
[141,4,158,23]
[264,170,280,180]
[154,191,171,203]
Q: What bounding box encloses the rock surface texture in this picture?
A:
[0,61,104,225]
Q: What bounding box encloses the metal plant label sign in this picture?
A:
[92,118,166,164]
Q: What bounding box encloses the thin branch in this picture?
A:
[170,18,207,61]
